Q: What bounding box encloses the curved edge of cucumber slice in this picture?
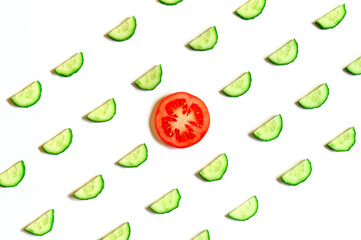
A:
[199,153,228,182]
[192,229,210,240]
[102,222,131,240]
[159,0,183,5]
[281,159,312,186]
[0,160,25,188]
[107,16,137,41]
[228,196,258,221]
[118,144,148,168]
[327,127,356,151]
[149,188,181,214]
[54,52,84,77]
[73,175,104,200]
[235,0,266,20]
[86,98,116,122]
[222,72,252,97]
[41,128,73,155]
[188,26,218,51]
[25,209,54,236]
[346,56,361,75]
[315,4,346,30]
[268,39,298,65]
[134,65,162,90]
[253,114,283,141]
[10,81,42,108]
[298,83,329,109]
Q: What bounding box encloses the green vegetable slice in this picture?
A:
[253,115,283,141]
[150,189,181,214]
[192,230,210,240]
[346,56,361,75]
[298,83,329,109]
[159,0,182,5]
[41,128,73,155]
[199,153,228,181]
[54,52,84,77]
[281,159,312,186]
[118,144,148,167]
[86,98,116,122]
[73,175,104,200]
[316,4,346,30]
[0,161,25,187]
[10,81,42,107]
[107,16,136,41]
[25,209,54,236]
[102,222,131,240]
[188,26,218,51]
[134,65,162,90]
[268,39,298,65]
[235,0,266,20]
[228,196,258,221]
[222,72,252,97]
[327,127,356,151]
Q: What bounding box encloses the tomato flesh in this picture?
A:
[154,92,210,148]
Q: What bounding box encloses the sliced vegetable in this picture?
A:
[10,81,42,107]
[327,127,356,151]
[73,175,104,200]
[41,128,73,155]
[118,144,148,167]
[316,4,346,30]
[0,161,25,187]
[86,98,116,122]
[222,72,251,97]
[268,39,298,65]
[188,26,218,51]
[235,0,266,20]
[159,0,182,5]
[54,52,84,77]
[298,83,329,109]
[107,16,137,41]
[192,230,210,240]
[199,153,228,181]
[25,209,54,236]
[346,56,361,75]
[253,114,282,141]
[150,188,181,214]
[102,222,131,240]
[228,196,258,221]
[134,65,162,90]
[281,159,312,186]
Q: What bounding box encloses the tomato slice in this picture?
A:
[154,92,210,148]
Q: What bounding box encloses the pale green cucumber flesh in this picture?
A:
[0,161,25,187]
[316,4,346,29]
[118,144,148,167]
[87,98,116,122]
[199,153,228,181]
[25,209,54,236]
[327,127,356,151]
[253,115,283,141]
[346,56,361,75]
[159,0,182,5]
[222,72,252,97]
[108,16,136,41]
[102,222,131,240]
[73,175,104,200]
[235,0,266,20]
[268,39,298,65]
[281,159,312,186]
[41,128,73,155]
[298,83,329,109]
[10,81,42,107]
[192,230,210,240]
[188,26,218,51]
[54,52,84,77]
[135,65,162,90]
[150,189,181,214]
[228,196,258,221]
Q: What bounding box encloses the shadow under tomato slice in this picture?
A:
[154,92,210,148]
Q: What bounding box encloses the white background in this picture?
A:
[1,0,361,239]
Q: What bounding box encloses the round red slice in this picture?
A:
[154,92,210,148]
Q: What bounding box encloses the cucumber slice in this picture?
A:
[54,52,84,77]
[86,98,116,122]
[316,4,346,30]
[134,65,162,90]
[222,72,252,97]
[268,39,298,65]
[150,188,181,214]
[0,161,25,187]
[188,26,218,51]
[228,196,258,221]
[118,144,148,167]
[107,16,136,41]
[199,153,228,181]
[298,83,329,109]
[281,159,312,186]
[327,127,356,151]
[102,222,131,240]
[41,128,73,155]
[192,230,210,240]
[25,209,54,236]
[253,114,283,141]
[346,56,361,75]
[10,81,42,107]
[159,0,182,5]
[235,0,266,20]
[73,175,104,200]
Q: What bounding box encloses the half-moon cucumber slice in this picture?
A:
[228,196,258,221]
[316,4,346,30]
[222,72,252,97]
[298,83,329,109]
[149,188,181,214]
[235,0,266,20]
[0,160,25,187]
[41,128,73,155]
[327,127,356,151]
[118,144,148,167]
[73,175,104,200]
[253,115,283,141]
[199,153,228,181]
[107,16,136,41]
[134,65,162,90]
[10,81,42,107]
[281,159,312,186]
[188,26,218,51]
[102,222,131,240]
[159,0,182,5]
[86,98,116,122]
[192,230,210,240]
[54,52,84,77]
[268,39,298,65]
[346,56,361,75]
[25,209,54,236]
